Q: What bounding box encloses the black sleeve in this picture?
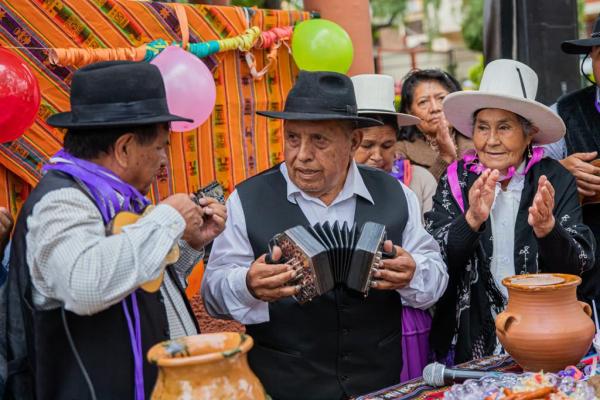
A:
[537,166,596,275]
[425,171,483,280]
[446,214,485,274]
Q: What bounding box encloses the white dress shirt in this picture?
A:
[543,102,567,160]
[489,163,525,298]
[202,161,449,324]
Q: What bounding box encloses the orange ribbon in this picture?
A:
[48,46,146,68]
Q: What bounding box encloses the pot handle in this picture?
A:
[580,301,593,317]
[496,312,518,335]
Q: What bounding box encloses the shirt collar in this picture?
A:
[280,161,374,206]
[496,161,526,193]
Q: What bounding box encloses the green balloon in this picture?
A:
[292,19,354,74]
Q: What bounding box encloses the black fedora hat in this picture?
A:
[47,61,193,129]
[257,70,382,128]
[562,15,600,54]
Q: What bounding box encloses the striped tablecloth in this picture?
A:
[356,355,525,400]
[357,354,598,400]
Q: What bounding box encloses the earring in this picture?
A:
[528,145,533,158]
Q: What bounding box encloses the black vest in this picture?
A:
[557,86,600,302]
[237,165,408,400]
[557,85,600,154]
[4,170,196,400]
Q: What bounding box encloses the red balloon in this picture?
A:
[0,48,40,143]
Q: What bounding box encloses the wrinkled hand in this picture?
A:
[371,240,416,290]
[160,193,205,247]
[0,207,13,245]
[436,117,458,163]
[246,246,299,301]
[465,169,499,231]
[528,175,555,238]
[559,152,600,197]
[189,197,227,250]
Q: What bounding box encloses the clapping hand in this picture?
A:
[371,240,416,290]
[465,169,500,231]
[528,175,555,238]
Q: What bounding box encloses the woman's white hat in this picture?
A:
[351,74,421,127]
[442,59,565,144]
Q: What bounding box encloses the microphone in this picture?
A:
[422,362,502,387]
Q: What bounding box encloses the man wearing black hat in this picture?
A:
[2,61,226,400]
[202,71,448,399]
[544,16,600,303]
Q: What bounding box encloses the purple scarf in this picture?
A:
[44,149,149,400]
[389,159,412,186]
[447,147,545,213]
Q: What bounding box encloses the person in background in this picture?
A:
[352,74,437,215]
[0,208,13,286]
[425,59,595,365]
[397,69,473,181]
[0,207,13,395]
[352,74,438,381]
[543,15,600,306]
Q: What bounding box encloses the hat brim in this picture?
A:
[442,92,566,145]
[47,111,194,129]
[256,110,383,128]
[561,38,600,54]
[357,109,421,127]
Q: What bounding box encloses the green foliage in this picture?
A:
[467,54,484,89]
[461,0,483,52]
[423,0,441,45]
[231,0,265,6]
[578,0,586,37]
[371,0,407,20]
[370,0,408,42]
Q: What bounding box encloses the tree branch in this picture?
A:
[372,9,402,32]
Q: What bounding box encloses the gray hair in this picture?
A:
[472,109,536,137]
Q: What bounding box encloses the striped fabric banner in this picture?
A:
[0,0,307,215]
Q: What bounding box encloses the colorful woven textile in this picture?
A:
[357,355,598,400]
[0,1,308,215]
[356,355,521,400]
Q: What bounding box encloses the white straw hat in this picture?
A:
[442,59,565,145]
[351,74,421,127]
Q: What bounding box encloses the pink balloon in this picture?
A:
[151,46,216,132]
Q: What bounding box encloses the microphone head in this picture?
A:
[423,362,446,387]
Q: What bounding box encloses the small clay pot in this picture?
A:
[147,332,267,400]
[496,274,594,372]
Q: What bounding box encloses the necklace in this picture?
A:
[423,130,456,155]
[423,133,439,152]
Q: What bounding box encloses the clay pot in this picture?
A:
[496,274,594,372]
[147,332,267,400]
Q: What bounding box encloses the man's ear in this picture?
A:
[113,133,136,169]
[350,128,364,153]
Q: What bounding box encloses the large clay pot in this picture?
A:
[496,274,594,372]
[147,332,267,400]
